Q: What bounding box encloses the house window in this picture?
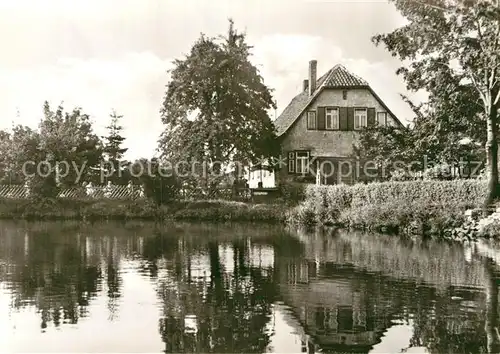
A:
[377,112,387,126]
[342,90,347,100]
[288,152,295,173]
[296,151,310,174]
[337,307,354,332]
[354,108,367,130]
[307,111,317,130]
[325,108,339,130]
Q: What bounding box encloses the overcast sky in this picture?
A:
[0,0,425,160]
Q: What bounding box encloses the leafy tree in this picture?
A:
[373,0,500,205]
[38,101,103,189]
[0,129,13,183]
[159,19,278,191]
[0,125,42,185]
[355,97,485,180]
[355,124,414,179]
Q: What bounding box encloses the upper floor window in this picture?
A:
[377,112,387,126]
[326,108,340,130]
[342,90,347,100]
[307,111,317,130]
[354,108,367,130]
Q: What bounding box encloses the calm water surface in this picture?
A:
[0,221,499,353]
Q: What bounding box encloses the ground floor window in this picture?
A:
[295,151,310,174]
[287,151,310,174]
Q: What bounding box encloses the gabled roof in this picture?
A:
[273,64,404,136]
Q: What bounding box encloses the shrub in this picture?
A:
[137,159,181,205]
[28,175,60,199]
[279,182,306,206]
[290,179,487,236]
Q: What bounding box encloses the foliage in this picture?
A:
[102,110,128,183]
[159,19,278,189]
[132,158,180,205]
[0,197,285,223]
[0,125,41,185]
[372,0,500,204]
[278,181,306,206]
[39,101,103,188]
[102,110,127,162]
[290,179,487,236]
[356,115,485,179]
[355,125,415,176]
[171,200,286,222]
[0,102,104,197]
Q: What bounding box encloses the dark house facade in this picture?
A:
[274,60,404,185]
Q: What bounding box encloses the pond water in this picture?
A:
[0,221,499,353]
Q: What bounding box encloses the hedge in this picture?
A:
[289,179,488,236]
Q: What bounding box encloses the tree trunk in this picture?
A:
[485,107,499,208]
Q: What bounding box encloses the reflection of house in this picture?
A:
[276,230,488,353]
[276,258,388,353]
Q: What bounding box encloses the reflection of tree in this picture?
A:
[3,221,498,353]
[485,258,500,354]
[282,229,491,354]
[106,236,122,321]
[408,285,486,354]
[156,238,278,353]
[0,228,102,330]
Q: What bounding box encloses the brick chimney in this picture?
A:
[308,60,317,96]
[303,79,309,92]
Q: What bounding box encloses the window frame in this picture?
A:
[295,151,310,175]
[325,107,340,130]
[288,152,295,173]
[306,111,317,130]
[377,111,387,126]
[354,108,368,130]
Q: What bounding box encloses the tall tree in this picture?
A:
[355,124,414,178]
[0,125,42,185]
[103,110,127,163]
[373,0,500,205]
[0,129,12,183]
[355,96,485,179]
[38,101,102,190]
[102,110,128,183]
[159,19,278,189]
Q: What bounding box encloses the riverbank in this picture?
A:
[0,198,287,223]
[288,179,489,239]
[1,179,496,239]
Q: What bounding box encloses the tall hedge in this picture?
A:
[291,179,487,234]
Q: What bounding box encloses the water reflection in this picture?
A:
[0,221,498,353]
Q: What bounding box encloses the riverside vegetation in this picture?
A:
[3,178,499,242]
[287,179,500,241]
[0,198,287,223]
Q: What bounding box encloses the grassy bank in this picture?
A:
[289,179,487,238]
[0,198,288,223]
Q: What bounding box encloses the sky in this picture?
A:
[0,0,426,160]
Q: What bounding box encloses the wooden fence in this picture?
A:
[0,184,253,201]
[0,185,145,200]
[0,185,28,199]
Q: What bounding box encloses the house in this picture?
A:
[246,163,276,189]
[273,60,404,185]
